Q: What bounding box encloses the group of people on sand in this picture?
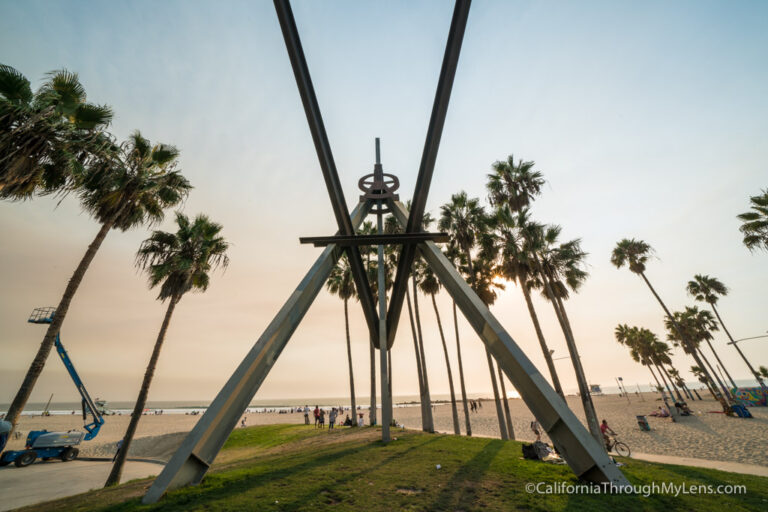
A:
[469,400,483,413]
[304,405,354,431]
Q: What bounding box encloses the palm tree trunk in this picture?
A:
[497,365,515,439]
[520,282,565,400]
[689,348,722,401]
[452,301,472,436]
[697,347,731,399]
[431,295,460,435]
[344,298,357,425]
[464,250,507,440]
[646,364,664,393]
[647,364,676,414]
[712,304,767,390]
[369,336,376,426]
[702,337,737,391]
[412,279,434,432]
[653,362,675,398]
[639,271,722,399]
[406,287,429,431]
[661,365,683,401]
[105,295,178,486]
[540,262,603,447]
[5,219,114,430]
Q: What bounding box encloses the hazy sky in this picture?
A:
[1,0,766,406]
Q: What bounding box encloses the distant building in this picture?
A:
[589,384,603,396]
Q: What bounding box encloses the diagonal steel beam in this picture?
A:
[387,200,630,487]
[386,0,471,347]
[274,0,378,339]
[143,202,371,504]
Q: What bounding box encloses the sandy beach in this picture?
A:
[6,393,767,468]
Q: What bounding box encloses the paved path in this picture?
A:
[630,452,768,477]
[0,458,162,511]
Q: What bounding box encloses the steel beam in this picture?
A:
[274,0,378,339]
[387,0,471,347]
[143,202,371,504]
[299,233,450,247]
[388,200,630,488]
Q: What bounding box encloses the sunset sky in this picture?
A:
[1,0,766,406]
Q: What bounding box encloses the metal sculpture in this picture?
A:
[143,0,629,503]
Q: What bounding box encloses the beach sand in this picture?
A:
[6,393,767,467]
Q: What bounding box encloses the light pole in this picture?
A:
[727,332,768,390]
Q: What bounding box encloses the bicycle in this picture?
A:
[605,436,631,457]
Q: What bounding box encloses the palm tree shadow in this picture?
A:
[430,439,504,511]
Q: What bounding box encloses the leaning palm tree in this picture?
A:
[419,264,460,435]
[687,274,765,390]
[3,132,191,430]
[615,324,674,406]
[665,307,726,401]
[737,189,768,253]
[105,212,229,486]
[0,65,113,199]
[528,222,603,445]
[327,254,358,424]
[443,241,471,435]
[610,239,720,398]
[440,191,508,440]
[493,207,565,400]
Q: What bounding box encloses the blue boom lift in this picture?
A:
[0,307,105,467]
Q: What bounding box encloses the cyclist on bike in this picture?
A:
[600,419,616,450]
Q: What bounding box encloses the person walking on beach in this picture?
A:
[314,405,320,428]
[241,416,246,428]
[112,439,123,462]
[329,408,337,431]
[319,408,326,429]
[304,405,310,425]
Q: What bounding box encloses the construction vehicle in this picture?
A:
[0,307,105,467]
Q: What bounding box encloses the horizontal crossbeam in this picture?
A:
[299,233,449,247]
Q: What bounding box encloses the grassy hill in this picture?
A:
[22,424,768,511]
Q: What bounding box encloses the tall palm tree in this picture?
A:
[443,241,471,436]
[687,274,765,390]
[440,192,508,440]
[530,223,603,445]
[419,264,460,435]
[357,221,378,425]
[1,65,113,199]
[471,246,515,439]
[327,253,358,424]
[4,132,191,429]
[492,207,565,400]
[611,239,723,401]
[737,189,768,253]
[664,307,726,401]
[105,212,228,486]
[385,207,434,432]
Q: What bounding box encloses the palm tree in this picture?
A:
[737,189,768,252]
[471,246,515,439]
[440,191,508,440]
[530,223,603,445]
[615,325,673,404]
[443,241,471,436]
[357,221,378,425]
[664,307,727,401]
[419,264,460,435]
[4,132,191,430]
[385,207,434,432]
[610,239,723,400]
[486,154,544,211]
[105,212,228,486]
[691,366,718,400]
[327,254,358,424]
[687,274,765,390]
[492,207,565,400]
[1,65,113,199]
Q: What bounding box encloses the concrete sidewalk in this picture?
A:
[0,458,162,511]
[630,452,768,477]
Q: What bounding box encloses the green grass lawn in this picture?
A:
[23,424,768,512]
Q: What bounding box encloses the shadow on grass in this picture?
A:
[429,438,504,511]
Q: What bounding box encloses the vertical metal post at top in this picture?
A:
[386,0,471,347]
[375,137,381,165]
[377,201,391,442]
